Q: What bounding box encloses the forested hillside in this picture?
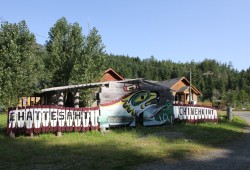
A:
[103,54,250,109]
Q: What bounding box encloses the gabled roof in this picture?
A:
[159,77,202,95]
[103,68,125,81]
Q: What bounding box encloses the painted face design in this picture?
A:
[122,90,159,116]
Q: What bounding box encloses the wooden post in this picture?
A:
[74,91,80,108]
[41,96,45,105]
[57,92,64,106]
[227,106,233,120]
[9,131,15,138]
[57,92,64,137]
[57,132,62,137]
[184,94,186,104]
[189,68,192,103]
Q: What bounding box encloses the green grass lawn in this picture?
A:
[0,112,248,169]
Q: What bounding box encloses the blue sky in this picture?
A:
[1,0,250,71]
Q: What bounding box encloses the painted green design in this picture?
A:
[153,101,173,124]
[122,90,159,116]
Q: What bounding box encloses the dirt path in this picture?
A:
[136,112,250,170]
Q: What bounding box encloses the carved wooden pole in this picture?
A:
[57,91,64,106]
[74,91,80,108]
[57,91,64,137]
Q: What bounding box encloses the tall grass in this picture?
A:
[0,112,247,169]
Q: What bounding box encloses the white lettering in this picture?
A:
[174,106,217,121]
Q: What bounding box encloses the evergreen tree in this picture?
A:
[103,54,250,107]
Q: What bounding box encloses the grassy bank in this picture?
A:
[0,112,248,169]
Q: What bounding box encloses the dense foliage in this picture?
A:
[103,54,250,109]
[0,18,249,109]
[0,21,44,107]
[45,17,105,87]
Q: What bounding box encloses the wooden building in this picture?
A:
[18,69,202,107]
[159,77,202,104]
[40,78,173,106]
[18,68,124,107]
[101,68,125,82]
[18,96,41,107]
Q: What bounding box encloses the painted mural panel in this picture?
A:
[143,102,174,126]
[99,90,174,128]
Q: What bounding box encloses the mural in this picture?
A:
[122,90,159,116]
[99,90,174,128]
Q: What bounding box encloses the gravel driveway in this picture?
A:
[136,112,250,170]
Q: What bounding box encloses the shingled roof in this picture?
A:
[158,77,202,95]
[159,77,183,88]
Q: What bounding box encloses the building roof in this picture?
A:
[41,78,170,93]
[159,77,202,95]
[177,86,189,93]
[41,82,109,93]
[102,68,125,81]
[159,77,183,88]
